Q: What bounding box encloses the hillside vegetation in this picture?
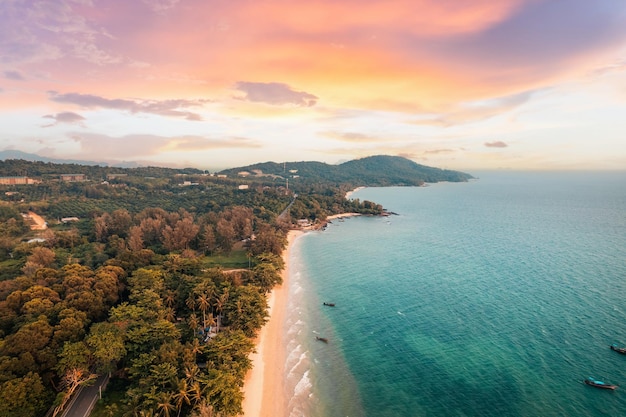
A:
[220,155,473,187]
[0,155,472,417]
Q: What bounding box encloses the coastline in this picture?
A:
[241,229,304,417]
[344,186,365,200]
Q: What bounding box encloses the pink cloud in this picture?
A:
[485,141,508,148]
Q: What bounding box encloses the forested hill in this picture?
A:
[219,155,473,186]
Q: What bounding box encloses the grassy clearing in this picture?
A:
[201,247,251,269]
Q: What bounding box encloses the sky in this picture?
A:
[1,0,626,172]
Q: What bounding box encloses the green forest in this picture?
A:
[0,156,470,417]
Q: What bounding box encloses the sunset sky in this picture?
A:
[1,0,626,171]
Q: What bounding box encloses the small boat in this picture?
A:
[610,344,626,354]
[315,336,328,343]
[323,302,335,307]
[584,377,618,390]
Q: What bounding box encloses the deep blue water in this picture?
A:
[284,171,626,417]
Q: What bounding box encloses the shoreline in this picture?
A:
[241,229,304,417]
[344,186,365,200]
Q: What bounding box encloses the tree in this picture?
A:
[173,378,191,417]
[156,391,176,417]
[188,313,200,335]
[162,217,200,252]
[94,214,110,242]
[0,372,49,417]
[56,341,91,375]
[198,369,244,416]
[28,246,56,267]
[109,209,132,238]
[52,368,97,417]
[128,225,145,252]
[2,316,55,371]
[250,262,282,293]
[86,322,126,372]
[196,293,211,329]
[215,219,235,253]
[250,223,286,256]
[52,308,89,349]
[139,215,165,247]
[198,225,216,255]
[223,286,268,338]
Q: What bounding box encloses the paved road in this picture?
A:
[60,373,109,417]
[277,194,297,222]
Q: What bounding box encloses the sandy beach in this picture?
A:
[344,186,365,200]
[241,229,304,417]
[325,212,361,221]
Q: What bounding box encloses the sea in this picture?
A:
[281,171,626,417]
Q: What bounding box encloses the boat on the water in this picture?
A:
[323,302,335,307]
[315,336,329,343]
[610,344,626,354]
[584,377,618,390]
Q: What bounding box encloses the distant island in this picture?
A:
[0,155,472,417]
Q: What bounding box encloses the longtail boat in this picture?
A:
[610,344,626,354]
[584,377,618,390]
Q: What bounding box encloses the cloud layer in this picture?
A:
[0,0,625,170]
[48,91,209,120]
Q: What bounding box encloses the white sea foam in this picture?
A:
[288,369,313,417]
[293,370,312,396]
[287,351,308,377]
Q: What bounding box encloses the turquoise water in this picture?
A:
[284,171,626,417]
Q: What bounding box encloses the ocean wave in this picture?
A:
[292,370,312,397]
[287,351,309,378]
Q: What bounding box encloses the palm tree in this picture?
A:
[185,294,196,312]
[214,288,229,333]
[164,306,176,322]
[197,293,211,328]
[189,338,202,360]
[189,380,204,406]
[184,364,200,384]
[164,289,176,308]
[156,392,175,417]
[188,313,199,335]
[192,399,216,417]
[173,379,191,417]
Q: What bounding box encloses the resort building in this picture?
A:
[60,174,87,182]
[0,176,39,185]
[106,173,128,180]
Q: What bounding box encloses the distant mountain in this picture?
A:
[0,150,140,168]
[220,155,474,186]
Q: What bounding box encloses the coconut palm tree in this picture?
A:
[189,380,204,406]
[197,293,211,328]
[173,379,191,417]
[185,294,196,312]
[156,392,175,417]
[188,313,199,335]
[164,289,176,308]
[213,288,229,332]
[164,306,176,322]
